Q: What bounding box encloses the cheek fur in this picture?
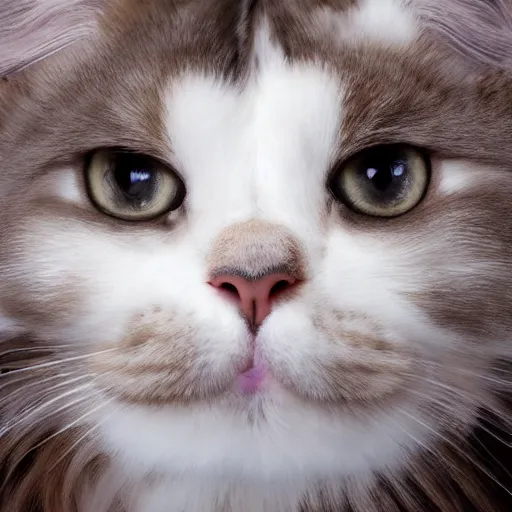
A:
[90,306,252,405]
[406,188,512,341]
[259,305,413,404]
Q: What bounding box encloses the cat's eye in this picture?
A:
[85,150,185,221]
[329,145,430,218]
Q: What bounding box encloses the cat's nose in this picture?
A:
[209,272,298,328]
[207,220,307,329]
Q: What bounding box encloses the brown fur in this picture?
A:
[208,220,308,281]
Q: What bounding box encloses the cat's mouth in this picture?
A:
[236,359,268,394]
[91,327,408,406]
[236,344,268,394]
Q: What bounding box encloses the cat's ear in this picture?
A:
[414,0,512,70]
[0,0,103,78]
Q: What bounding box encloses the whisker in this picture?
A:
[0,391,106,496]
[402,372,470,393]
[0,349,115,378]
[14,393,98,437]
[384,413,493,509]
[0,373,95,407]
[29,397,115,455]
[397,408,512,497]
[386,414,465,475]
[0,371,71,394]
[0,345,75,359]
[49,403,120,472]
[400,379,512,448]
[418,390,512,448]
[406,363,512,387]
[472,433,512,484]
[387,413,433,452]
[0,383,94,437]
[397,386,512,481]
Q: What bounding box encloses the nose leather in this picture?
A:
[207,220,307,328]
[209,272,297,327]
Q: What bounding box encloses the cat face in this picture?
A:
[1,0,511,510]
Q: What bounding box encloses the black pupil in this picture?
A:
[113,155,157,204]
[366,161,405,190]
[359,150,409,201]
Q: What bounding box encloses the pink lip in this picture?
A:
[236,342,267,394]
[236,359,267,394]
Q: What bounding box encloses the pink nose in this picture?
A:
[209,272,298,328]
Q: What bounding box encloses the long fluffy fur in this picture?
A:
[0,0,101,78]
[0,1,511,511]
[414,0,512,69]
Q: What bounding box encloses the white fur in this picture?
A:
[55,169,83,203]
[102,399,416,479]
[438,160,491,195]
[0,315,21,340]
[316,0,418,48]
[354,0,418,44]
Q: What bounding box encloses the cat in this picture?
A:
[0,0,511,511]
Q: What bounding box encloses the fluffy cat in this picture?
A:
[0,1,511,511]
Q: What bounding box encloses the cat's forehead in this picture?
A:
[97,0,417,75]
[68,0,512,162]
[2,0,512,181]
